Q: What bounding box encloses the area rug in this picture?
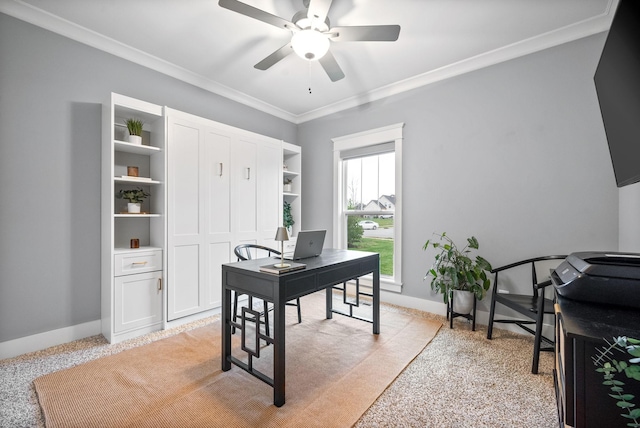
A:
[34,292,441,427]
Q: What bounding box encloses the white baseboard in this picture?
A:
[0,294,554,361]
[0,320,101,360]
[164,307,220,330]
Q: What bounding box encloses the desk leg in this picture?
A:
[373,264,380,334]
[273,289,286,407]
[326,285,333,319]
[221,279,232,371]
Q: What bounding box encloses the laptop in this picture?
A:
[282,229,326,260]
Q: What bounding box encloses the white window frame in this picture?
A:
[332,123,404,292]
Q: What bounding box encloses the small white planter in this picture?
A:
[128,135,142,145]
[451,290,474,314]
[127,202,141,213]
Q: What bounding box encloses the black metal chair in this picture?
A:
[233,244,302,338]
[486,255,567,374]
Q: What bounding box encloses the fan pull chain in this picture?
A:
[308,61,312,94]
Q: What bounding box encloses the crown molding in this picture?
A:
[1,0,617,125]
[293,0,617,123]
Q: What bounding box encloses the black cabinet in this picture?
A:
[554,295,640,427]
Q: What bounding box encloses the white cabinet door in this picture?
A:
[167,117,206,320]
[114,271,162,333]
[204,129,232,309]
[167,111,284,321]
[232,138,258,239]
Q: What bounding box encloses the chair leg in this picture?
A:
[296,298,302,323]
[532,294,546,374]
[263,301,270,338]
[232,291,239,334]
[486,293,498,339]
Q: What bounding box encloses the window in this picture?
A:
[333,123,403,291]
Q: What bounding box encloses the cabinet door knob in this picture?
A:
[217,162,223,177]
[245,167,251,180]
[158,278,162,291]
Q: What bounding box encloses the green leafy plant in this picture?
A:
[283,201,295,229]
[423,232,492,303]
[125,118,144,136]
[347,216,364,248]
[116,187,150,203]
[593,336,640,427]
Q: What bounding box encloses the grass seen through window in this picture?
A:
[348,217,394,276]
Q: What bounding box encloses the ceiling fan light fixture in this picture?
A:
[291,29,330,61]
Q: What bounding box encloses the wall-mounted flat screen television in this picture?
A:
[594,0,640,188]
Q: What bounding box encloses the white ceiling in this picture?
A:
[0,0,617,123]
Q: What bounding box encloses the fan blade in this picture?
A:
[307,0,333,29]
[329,25,401,42]
[319,50,345,82]
[218,0,296,30]
[254,43,294,70]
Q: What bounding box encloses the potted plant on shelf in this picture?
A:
[125,118,144,145]
[283,201,295,236]
[423,232,492,315]
[283,178,293,193]
[117,187,150,213]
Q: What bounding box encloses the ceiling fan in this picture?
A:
[218,0,401,82]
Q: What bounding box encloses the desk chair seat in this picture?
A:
[486,255,566,374]
[233,244,302,338]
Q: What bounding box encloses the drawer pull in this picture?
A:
[131,261,148,266]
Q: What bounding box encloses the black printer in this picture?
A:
[552,251,640,309]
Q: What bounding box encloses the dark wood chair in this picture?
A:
[486,255,567,374]
[233,244,302,338]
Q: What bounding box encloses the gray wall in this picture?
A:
[0,13,296,342]
[0,11,621,344]
[298,32,619,303]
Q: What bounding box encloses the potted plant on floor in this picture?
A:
[117,187,150,213]
[126,118,144,145]
[423,232,492,315]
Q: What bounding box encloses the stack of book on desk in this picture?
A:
[259,262,306,274]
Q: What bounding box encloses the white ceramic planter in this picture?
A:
[128,135,142,145]
[127,202,141,213]
[451,290,474,314]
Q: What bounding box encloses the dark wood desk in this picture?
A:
[221,249,380,407]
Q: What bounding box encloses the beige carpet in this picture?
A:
[34,293,441,428]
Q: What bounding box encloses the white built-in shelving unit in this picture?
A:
[101,93,165,343]
[283,142,302,238]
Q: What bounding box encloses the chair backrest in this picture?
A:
[234,244,281,261]
[492,255,567,297]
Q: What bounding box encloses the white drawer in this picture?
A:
[115,250,162,276]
